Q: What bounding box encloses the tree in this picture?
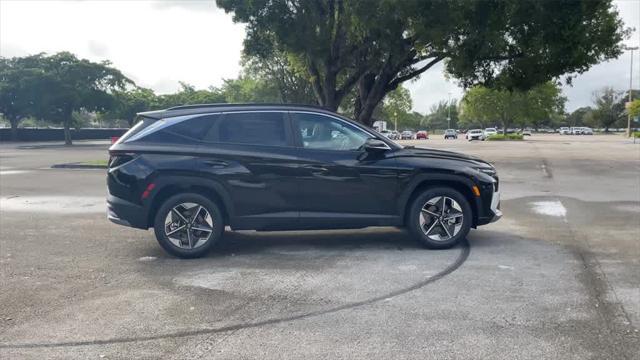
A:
[242,50,316,104]
[566,107,594,127]
[0,56,48,140]
[591,87,625,132]
[627,99,640,118]
[425,100,459,130]
[17,52,133,144]
[104,87,157,126]
[156,82,226,109]
[379,86,413,131]
[460,82,565,132]
[217,0,628,126]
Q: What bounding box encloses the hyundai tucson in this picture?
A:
[107,104,501,258]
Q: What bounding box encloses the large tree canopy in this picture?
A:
[216,0,628,126]
[0,52,132,144]
[459,82,565,132]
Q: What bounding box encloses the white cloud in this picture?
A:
[0,0,637,112]
[0,0,245,94]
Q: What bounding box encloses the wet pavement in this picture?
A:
[0,135,638,359]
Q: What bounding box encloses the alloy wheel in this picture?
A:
[164,202,214,249]
[419,196,464,241]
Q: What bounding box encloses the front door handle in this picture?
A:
[302,164,328,172]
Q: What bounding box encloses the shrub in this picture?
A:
[633,131,640,138]
[486,133,524,141]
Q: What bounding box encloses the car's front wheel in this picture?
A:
[153,193,224,258]
[408,187,472,249]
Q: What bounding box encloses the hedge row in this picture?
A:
[486,134,524,141]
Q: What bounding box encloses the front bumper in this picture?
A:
[489,190,502,222]
[477,189,502,225]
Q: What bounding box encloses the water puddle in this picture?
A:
[0,169,29,176]
[531,200,567,217]
[0,196,105,214]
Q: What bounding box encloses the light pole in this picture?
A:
[625,46,638,137]
[447,92,452,129]
[394,111,398,132]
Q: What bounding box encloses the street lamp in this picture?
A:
[625,45,638,137]
[447,92,452,129]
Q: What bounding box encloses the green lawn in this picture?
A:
[79,159,108,166]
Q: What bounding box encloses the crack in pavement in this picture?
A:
[0,240,470,349]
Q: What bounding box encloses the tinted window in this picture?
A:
[118,117,155,144]
[292,112,370,151]
[218,112,288,146]
[141,114,218,144]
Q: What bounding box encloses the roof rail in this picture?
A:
[165,103,330,111]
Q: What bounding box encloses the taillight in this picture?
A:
[108,152,136,168]
[141,183,156,200]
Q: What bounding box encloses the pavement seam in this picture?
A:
[532,143,639,358]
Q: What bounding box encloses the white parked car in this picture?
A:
[570,127,583,135]
[466,129,485,141]
[559,127,571,135]
[401,130,414,140]
[380,130,392,138]
[484,128,498,137]
[580,127,593,135]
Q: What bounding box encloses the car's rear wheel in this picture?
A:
[408,187,472,249]
[153,193,224,258]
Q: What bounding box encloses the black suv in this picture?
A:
[107,104,501,258]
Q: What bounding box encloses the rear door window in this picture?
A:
[215,112,289,147]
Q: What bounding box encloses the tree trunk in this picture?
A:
[63,117,72,145]
[10,118,19,141]
[355,70,391,127]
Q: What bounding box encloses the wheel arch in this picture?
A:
[146,176,233,228]
[400,174,480,228]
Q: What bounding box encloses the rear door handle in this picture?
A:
[203,160,229,168]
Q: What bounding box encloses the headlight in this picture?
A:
[476,167,496,176]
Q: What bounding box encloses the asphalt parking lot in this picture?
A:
[1,134,639,359]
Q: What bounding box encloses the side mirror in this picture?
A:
[363,138,390,152]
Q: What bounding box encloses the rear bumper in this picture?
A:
[107,194,148,229]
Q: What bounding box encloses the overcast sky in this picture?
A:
[1,0,639,113]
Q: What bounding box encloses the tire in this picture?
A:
[153,193,224,258]
[408,187,472,249]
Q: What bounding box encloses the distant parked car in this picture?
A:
[466,129,485,141]
[581,127,593,135]
[401,130,414,140]
[380,130,392,138]
[415,130,429,140]
[521,129,532,136]
[484,128,498,137]
[444,129,458,139]
[387,130,400,140]
[559,127,571,135]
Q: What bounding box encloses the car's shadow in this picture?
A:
[209,228,423,257]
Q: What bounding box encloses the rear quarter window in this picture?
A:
[134,114,219,144]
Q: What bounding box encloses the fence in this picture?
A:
[0,128,128,142]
